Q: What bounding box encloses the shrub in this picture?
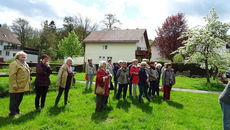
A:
[173,54,184,63]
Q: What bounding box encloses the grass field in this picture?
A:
[0,73,225,95]
[0,82,223,130]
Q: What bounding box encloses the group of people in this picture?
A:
[7,50,230,129]
[8,51,74,117]
[92,58,176,112]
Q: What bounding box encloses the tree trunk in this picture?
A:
[212,67,218,80]
[205,59,210,83]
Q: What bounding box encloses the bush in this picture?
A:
[173,54,184,63]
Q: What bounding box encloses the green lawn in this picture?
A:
[0,82,222,129]
[0,73,225,95]
[173,76,225,91]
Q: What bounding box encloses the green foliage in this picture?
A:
[173,54,184,63]
[5,58,14,63]
[58,31,83,57]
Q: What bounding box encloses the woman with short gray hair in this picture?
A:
[95,61,110,112]
[55,57,74,106]
[9,51,31,117]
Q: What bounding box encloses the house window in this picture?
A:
[13,53,16,57]
[107,57,112,61]
[0,50,2,55]
[0,41,3,45]
[6,51,10,56]
[103,45,108,50]
[2,34,7,38]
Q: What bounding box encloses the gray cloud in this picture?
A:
[0,0,58,18]
[168,0,230,19]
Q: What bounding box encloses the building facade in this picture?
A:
[83,29,151,64]
[0,26,38,63]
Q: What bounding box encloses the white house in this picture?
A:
[83,29,152,64]
[151,41,162,61]
[0,25,38,63]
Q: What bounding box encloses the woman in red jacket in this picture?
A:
[95,61,110,112]
[130,59,140,98]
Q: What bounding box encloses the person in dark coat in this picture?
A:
[113,62,119,95]
[138,62,151,103]
[219,82,230,130]
[34,54,52,111]
[95,61,110,112]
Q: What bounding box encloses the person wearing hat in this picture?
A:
[9,51,31,118]
[118,60,123,68]
[138,62,151,103]
[130,59,140,98]
[34,54,52,111]
[85,58,96,89]
[162,63,175,100]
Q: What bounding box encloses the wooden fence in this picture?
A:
[0,62,84,77]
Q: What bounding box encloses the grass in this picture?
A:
[173,76,225,92]
[0,82,223,129]
[0,73,225,95]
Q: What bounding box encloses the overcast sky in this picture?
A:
[0,0,230,39]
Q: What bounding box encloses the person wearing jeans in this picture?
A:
[219,82,230,130]
[34,54,52,112]
[85,58,96,89]
[55,58,74,106]
[148,61,159,96]
[116,61,129,100]
[9,51,31,118]
[138,62,151,103]
[130,59,140,98]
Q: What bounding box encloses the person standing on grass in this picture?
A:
[95,61,110,112]
[162,63,175,100]
[138,62,151,103]
[9,51,31,118]
[156,63,162,95]
[219,82,230,130]
[85,58,96,89]
[116,61,129,100]
[55,58,74,106]
[107,58,114,90]
[34,54,52,112]
[113,62,119,95]
[148,61,159,97]
[128,60,134,97]
[130,59,140,98]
